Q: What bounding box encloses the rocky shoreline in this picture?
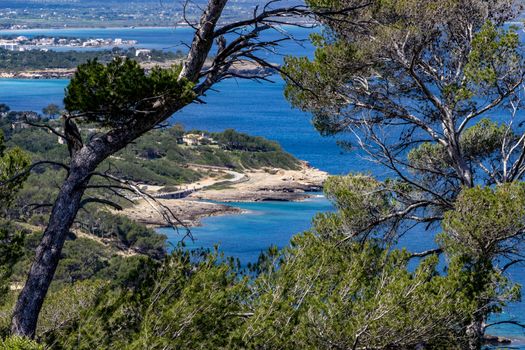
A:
[0,59,277,79]
[122,199,243,228]
[120,163,328,228]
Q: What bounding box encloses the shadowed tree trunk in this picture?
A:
[10,161,92,336]
[466,318,484,350]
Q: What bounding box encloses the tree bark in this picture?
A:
[442,116,474,188]
[466,317,484,350]
[10,164,92,337]
[179,0,228,82]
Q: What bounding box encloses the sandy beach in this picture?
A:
[120,162,328,228]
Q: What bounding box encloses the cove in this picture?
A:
[158,195,334,265]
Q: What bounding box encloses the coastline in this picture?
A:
[0,25,193,32]
[120,162,328,228]
[0,59,276,80]
[0,22,316,32]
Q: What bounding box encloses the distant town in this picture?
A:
[0,35,138,51]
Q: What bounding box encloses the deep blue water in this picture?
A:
[0,77,361,175]
[0,26,524,343]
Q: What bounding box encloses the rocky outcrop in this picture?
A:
[483,335,512,346]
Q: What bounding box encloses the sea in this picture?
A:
[0,26,523,345]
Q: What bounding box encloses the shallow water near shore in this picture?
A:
[159,195,334,265]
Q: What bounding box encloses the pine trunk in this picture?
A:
[10,167,89,337]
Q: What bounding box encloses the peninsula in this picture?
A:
[0,47,275,79]
[122,162,327,228]
[1,110,327,230]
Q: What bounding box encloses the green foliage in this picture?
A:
[235,233,473,349]
[2,115,300,188]
[407,119,508,170]
[0,336,43,350]
[109,127,300,183]
[79,212,167,258]
[64,58,195,128]
[283,0,524,175]
[0,133,30,302]
[0,131,31,208]
[437,183,525,325]
[315,174,394,240]
[42,103,61,118]
[44,250,247,350]
[41,236,478,349]
[283,40,361,135]
[460,118,508,160]
[441,182,525,262]
[38,280,107,337]
[54,238,114,283]
[7,126,64,157]
[128,253,248,350]
[0,223,25,303]
[0,47,183,72]
[212,129,282,152]
[408,142,450,172]
[4,170,520,349]
[465,21,521,88]
[407,118,511,199]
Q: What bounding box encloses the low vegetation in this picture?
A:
[0,112,300,187]
[0,47,183,72]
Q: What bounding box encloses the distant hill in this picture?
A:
[2,0,301,7]
[0,0,305,29]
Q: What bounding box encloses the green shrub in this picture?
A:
[0,337,43,350]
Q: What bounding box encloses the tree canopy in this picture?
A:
[64,58,195,128]
[0,132,30,306]
[283,0,525,347]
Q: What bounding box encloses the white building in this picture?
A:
[135,49,151,57]
[0,41,19,51]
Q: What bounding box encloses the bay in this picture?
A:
[0,77,363,175]
[0,26,318,62]
[158,195,334,265]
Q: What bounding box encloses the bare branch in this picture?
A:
[0,161,69,188]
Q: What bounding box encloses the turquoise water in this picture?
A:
[158,195,334,265]
[0,26,524,343]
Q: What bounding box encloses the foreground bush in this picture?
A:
[0,336,43,350]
